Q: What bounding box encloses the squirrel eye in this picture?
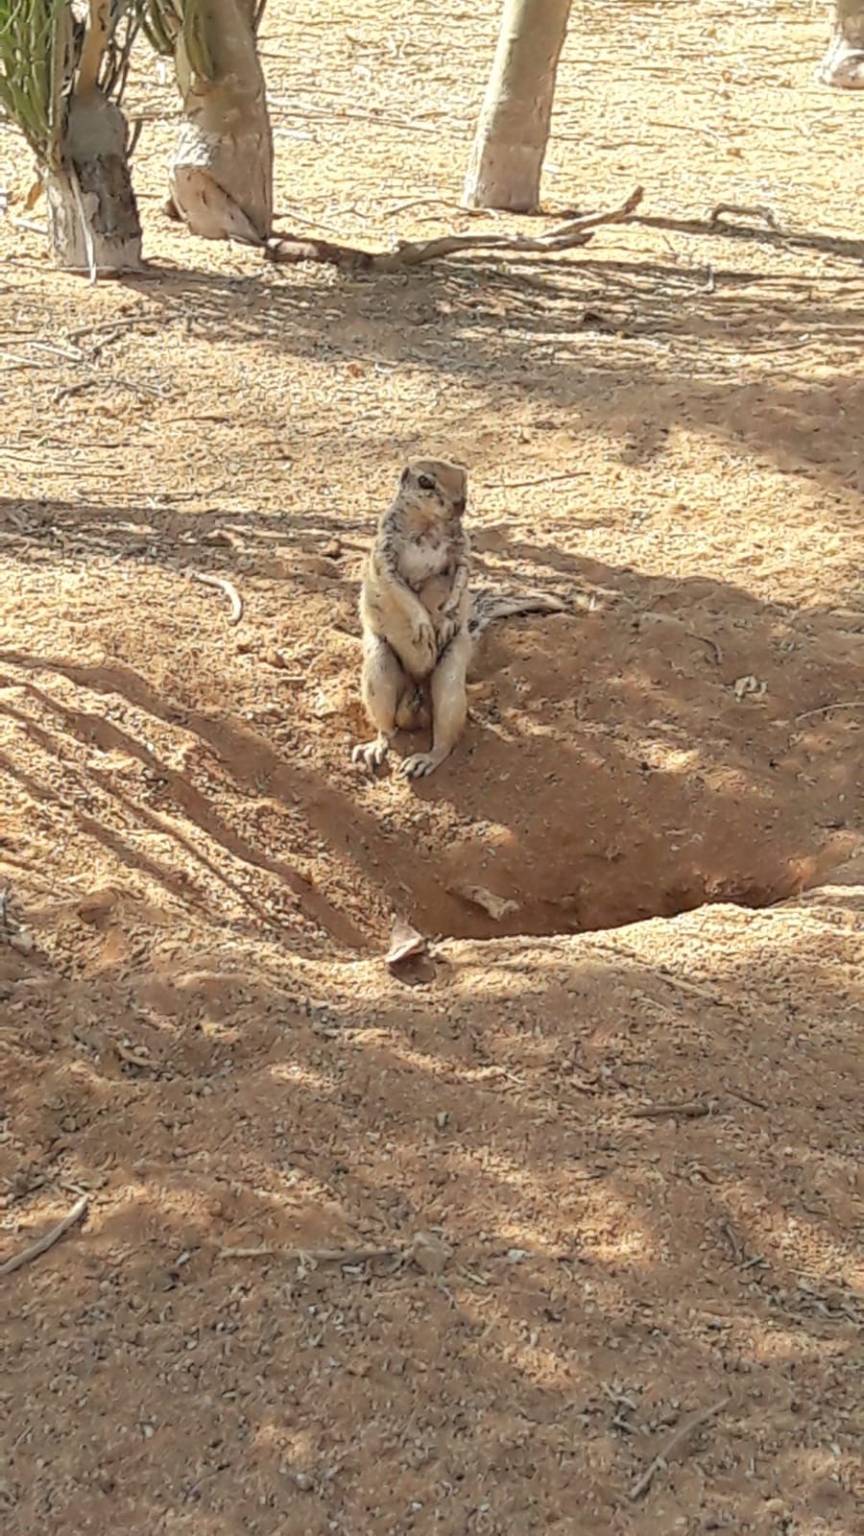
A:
[417,474,435,492]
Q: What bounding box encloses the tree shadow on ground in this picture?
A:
[2,881,863,1534]
[115,216,864,503]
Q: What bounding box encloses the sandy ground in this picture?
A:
[1,0,863,1531]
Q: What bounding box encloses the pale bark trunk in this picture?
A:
[46,93,142,274]
[464,0,573,212]
[168,0,273,243]
[819,0,864,88]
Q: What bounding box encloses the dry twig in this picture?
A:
[219,1230,448,1277]
[0,1194,89,1278]
[629,1397,730,1501]
[54,381,98,404]
[266,187,643,271]
[795,699,864,723]
[190,571,244,625]
[724,1085,768,1111]
[687,631,723,664]
[719,1221,741,1263]
[631,1100,710,1120]
[483,469,589,490]
[709,202,782,232]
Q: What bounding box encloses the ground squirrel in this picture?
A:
[351,458,566,780]
[350,457,565,780]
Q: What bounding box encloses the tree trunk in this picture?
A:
[819,0,864,88]
[45,93,142,274]
[168,0,273,243]
[464,0,573,212]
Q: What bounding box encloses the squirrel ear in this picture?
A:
[400,466,411,488]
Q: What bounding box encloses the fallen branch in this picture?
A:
[631,1100,710,1120]
[629,1397,730,1501]
[266,187,643,271]
[190,571,244,626]
[0,1194,89,1279]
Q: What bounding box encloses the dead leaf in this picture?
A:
[451,883,519,921]
[385,916,427,967]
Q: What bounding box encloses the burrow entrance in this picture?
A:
[386,793,852,946]
[401,847,844,946]
[351,584,861,949]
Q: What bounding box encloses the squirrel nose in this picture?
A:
[453,496,466,515]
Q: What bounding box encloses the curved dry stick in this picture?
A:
[629,1397,730,1501]
[190,571,244,625]
[267,186,644,272]
[0,1194,89,1279]
[709,202,782,233]
[795,699,864,723]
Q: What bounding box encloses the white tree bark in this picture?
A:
[819,0,864,88]
[464,0,573,212]
[45,94,142,274]
[168,0,273,243]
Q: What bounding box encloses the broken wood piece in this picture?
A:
[0,1194,89,1279]
[190,571,244,625]
[629,1396,730,1501]
[630,1100,710,1120]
